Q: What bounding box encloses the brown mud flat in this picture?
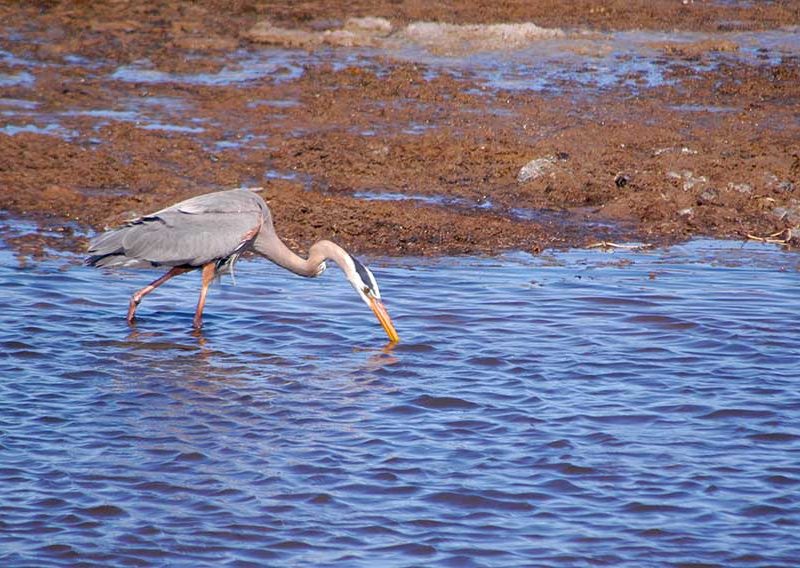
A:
[1,1,799,259]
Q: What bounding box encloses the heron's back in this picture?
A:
[86,189,269,269]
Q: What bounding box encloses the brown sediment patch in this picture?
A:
[260,181,563,256]
[0,2,799,261]
[649,39,740,58]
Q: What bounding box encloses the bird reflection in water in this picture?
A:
[123,324,401,390]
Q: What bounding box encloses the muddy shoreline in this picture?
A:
[1,1,799,258]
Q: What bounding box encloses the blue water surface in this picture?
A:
[1,236,799,566]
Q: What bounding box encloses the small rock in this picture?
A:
[245,21,321,47]
[666,170,708,191]
[727,182,753,195]
[772,202,800,225]
[344,17,393,34]
[697,188,718,204]
[764,173,795,194]
[677,207,694,218]
[683,173,708,191]
[654,146,698,157]
[614,173,630,188]
[772,207,789,220]
[368,143,390,159]
[517,156,557,183]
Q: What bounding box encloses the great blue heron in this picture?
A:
[85,188,399,342]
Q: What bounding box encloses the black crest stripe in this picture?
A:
[351,255,373,291]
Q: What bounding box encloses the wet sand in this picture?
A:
[1,1,799,257]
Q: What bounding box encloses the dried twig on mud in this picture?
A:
[746,229,794,245]
[587,241,653,250]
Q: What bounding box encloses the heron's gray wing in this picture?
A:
[122,211,261,266]
[88,189,266,268]
[155,188,269,217]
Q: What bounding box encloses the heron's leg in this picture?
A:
[193,263,217,329]
[127,267,191,324]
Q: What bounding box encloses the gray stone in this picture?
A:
[517,156,558,183]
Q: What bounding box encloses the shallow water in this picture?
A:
[110,50,377,87]
[2,235,799,566]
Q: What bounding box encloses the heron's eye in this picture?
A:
[362,286,372,296]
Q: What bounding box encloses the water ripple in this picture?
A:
[1,238,799,566]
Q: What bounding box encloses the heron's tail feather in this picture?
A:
[87,227,127,254]
[85,253,138,268]
[86,253,115,267]
[85,226,152,269]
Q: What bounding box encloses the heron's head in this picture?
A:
[344,254,399,343]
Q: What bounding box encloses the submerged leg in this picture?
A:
[127,266,191,324]
[193,263,217,329]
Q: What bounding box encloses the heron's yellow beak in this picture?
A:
[369,297,399,343]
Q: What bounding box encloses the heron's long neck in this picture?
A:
[253,230,347,277]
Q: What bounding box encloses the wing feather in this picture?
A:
[87,189,267,268]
